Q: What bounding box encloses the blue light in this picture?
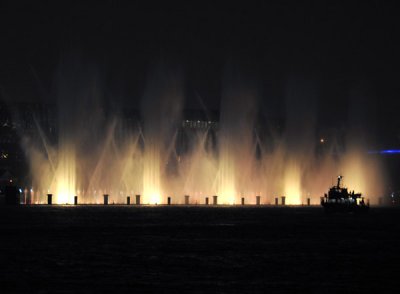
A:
[381,149,400,154]
[367,149,400,154]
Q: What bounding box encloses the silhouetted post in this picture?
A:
[74,196,78,205]
[275,197,279,205]
[213,195,218,205]
[127,196,130,205]
[241,197,245,205]
[307,198,311,206]
[135,194,140,205]
[184,195,190,205]
[47,194,52,205]
[167,197,171,205]
[281,196,286,206]
[256,196,261,205]
[205,197,209,205]
[104,194,109,205]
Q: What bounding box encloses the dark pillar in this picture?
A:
[47,194,52,205]
[275,197,279,205]
[256,195,261,205]
[307,198,311,206]
[127,196,130,205]
[184,195,190,205]
[104,194,109,205]
[135,194,140,205]
[205,197,209,205]
[213,195,218,205]
[241,197,245,205]
[281,196,286,206]
[167,197,171,205]
[320,197,325,205]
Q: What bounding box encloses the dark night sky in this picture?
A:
[1,1,400,143]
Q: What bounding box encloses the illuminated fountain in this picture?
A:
[54,143,76,204]
[19,65,386,205]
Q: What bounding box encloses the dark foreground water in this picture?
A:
[1,205,400,293]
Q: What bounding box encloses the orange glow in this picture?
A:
[146,190,162,205]
[284,163,302,205]
[218,189,236,205]
[25,112,386,206]
[21,66,388,207]
[54,146,76,204]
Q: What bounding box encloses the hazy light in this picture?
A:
[22,68,386,206]
[55,146,76,204]
[284,163,302,205]
[142,137,162,204]
[368,149,400,154]
[381,149,400,154]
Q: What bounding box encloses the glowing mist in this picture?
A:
[19,66,387,205]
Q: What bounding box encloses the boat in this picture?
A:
[320,176,369,213]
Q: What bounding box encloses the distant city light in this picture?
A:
[368,149,400,154]
[320,138,325,143]
[381,149,400,154]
